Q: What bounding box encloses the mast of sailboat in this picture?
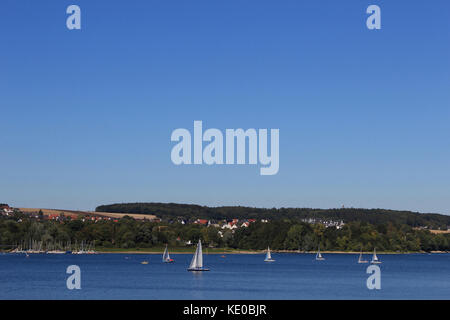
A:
[358,247,369,263]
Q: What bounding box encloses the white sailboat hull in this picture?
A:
[187,268,210,271]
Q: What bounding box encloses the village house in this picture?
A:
[194,219,209,226]
[46,214,61,221]
[222,219,238,230]
[0,204,14,216]
[301,218,345,229]
[240,219,257,228]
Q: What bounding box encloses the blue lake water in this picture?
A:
[0,252,449,299]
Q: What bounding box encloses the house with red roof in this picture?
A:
[194,219,209,225]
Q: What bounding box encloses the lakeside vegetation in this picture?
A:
[1,207,449,252]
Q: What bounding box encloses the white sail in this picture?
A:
[266,247,272,260]
[316,245,324,260]
[163,245,170,262]
[197,240,203,268]
[372,249,378,261]
[189,245,198,269]
[370,248,382,264]
[189,240,203,269]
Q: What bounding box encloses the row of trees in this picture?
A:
[1,212,449,252]
[231,220,449,252]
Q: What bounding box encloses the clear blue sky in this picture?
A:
[1,1,449,214]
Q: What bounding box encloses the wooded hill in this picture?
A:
[96,203,450,229]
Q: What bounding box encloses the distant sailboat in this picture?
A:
[315,245,325,261]
[358,248,368,263]
[187,240,209,271]
[163,244,174,263]
[141,248,149,264]
[371,248,382,264]
[264,247,275,262]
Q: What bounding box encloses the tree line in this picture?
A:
[1,211,449,252]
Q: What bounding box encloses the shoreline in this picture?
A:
[95,249,449,255]
[2,249,447,255]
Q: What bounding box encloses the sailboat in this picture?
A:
[264,247,275,262]
[315,245,325,261]
[358,248,368,263]
[187,240,209,271]
[371,248,382,264]
[162,244,174,263]
[141,244,150,264]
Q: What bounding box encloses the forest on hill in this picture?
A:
[96,202,450,229]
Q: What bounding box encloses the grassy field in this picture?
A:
[18,208,158,221]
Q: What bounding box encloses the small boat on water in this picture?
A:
[358,249,369,263]
[315,245,325,261]
[47,250,66,254]
[162,244,174,263]
[187,240,209,271]
[264,247,275,262]
[140,249,150,264]
[371,248,382,264]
